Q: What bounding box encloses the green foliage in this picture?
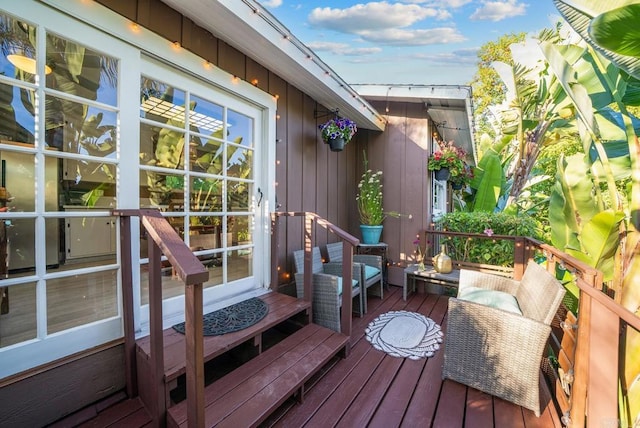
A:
[471,32,527,138]
[356,151,385,225]
[435,212,538,267]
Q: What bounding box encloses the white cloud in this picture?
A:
[414,47,479,65]
[358,27,466,46]
[470,0,527,21]
[307,41,382,56]
[402,0,473,7]
[261,0,283,8]
[309,2,441,33]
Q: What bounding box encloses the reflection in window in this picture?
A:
[140,169,185,209]
[46,270,118,334]
[227,181,251,211]
[0,282,37,348]
[227,109,253,147]
[139,75,256,290]
[190,176,222,211]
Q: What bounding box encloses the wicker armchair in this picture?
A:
[293,247,362,333]
[326,242,383,314]
[442,260,566,416]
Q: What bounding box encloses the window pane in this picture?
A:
[190,176,222,211]
[0,150,35,211]
[0,218,35,276]
[47,270,118,334]
[60,159,116,209]
[227,181,251,211]
[45,34,118,107]
[190,136,223,174]
[188,216,221,251]
[227,109,252,147]
[227,146,252,180]
[140,122,185,170]
[0,82,36,144]
[230,215,252,246]
[140,170,185,210]
[45,95,117,155]
[60,215,117,265]
[190,94,223,136]
[140,77,186,125]
[227,248,252,283]
[0,282,37,348]
[0,14,40,84]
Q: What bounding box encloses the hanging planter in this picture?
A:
[327,137,345,152]
[319,116,357,152]
[434,167,450,181]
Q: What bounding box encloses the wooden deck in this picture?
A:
[57,286,562,427]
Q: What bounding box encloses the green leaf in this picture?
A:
[471,148,503,212]
[553,0,640,79]
[576,209,624,280]
[589,4,640,58]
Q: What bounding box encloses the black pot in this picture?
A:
[434,167,450,181]
[327,137,345,152]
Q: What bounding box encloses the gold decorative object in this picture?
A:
[432,244,452,273]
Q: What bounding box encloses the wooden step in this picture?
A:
[166,323,349,428]
[135,292,311,412]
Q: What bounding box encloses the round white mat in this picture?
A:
[365,310,443,360]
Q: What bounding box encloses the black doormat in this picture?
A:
[172,297,269,336]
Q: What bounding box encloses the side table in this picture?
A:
[357,242,388,286]
[403,265,460,300]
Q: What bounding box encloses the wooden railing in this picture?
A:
[271,211,359,337]
[114,209,209,428]
[424,229,639,427]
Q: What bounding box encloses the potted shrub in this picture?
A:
[318,116,357,152]
[356,152,385,243]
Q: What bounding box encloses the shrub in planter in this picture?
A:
[435,212,539,267]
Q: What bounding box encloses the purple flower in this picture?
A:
[484,228,494,237]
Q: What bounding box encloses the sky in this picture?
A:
[257,0,562,86]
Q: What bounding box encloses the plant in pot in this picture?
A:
[318,116,357,152]
[356,152,386,244]
[427,141,467,181]
[449,162,474,190]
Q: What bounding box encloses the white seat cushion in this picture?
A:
[458,286,522,315]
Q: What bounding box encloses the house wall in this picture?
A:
[364,100,434,271]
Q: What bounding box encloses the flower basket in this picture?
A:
[319,117,357,151]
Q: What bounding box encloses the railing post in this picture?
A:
[271,213,279,291]
[148,239,166,427]
[341,240,353,338]
[513,236,526,280]
[303,213,314,321]
[185,282,205,428]
[119,215,137,398]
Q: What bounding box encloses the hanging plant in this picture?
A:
[318,117,357,151]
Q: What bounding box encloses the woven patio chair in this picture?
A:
[326,242,383,314]
[293,247,362,333]
[442,260,566,416]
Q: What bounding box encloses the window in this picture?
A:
[0,0,274,379]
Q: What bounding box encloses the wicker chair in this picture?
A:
[293,247,362,333]
[326,242,383,314]
[442,260,566,416]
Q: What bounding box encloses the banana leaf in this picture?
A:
[553,0,640,79]
[565,209,624,281]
